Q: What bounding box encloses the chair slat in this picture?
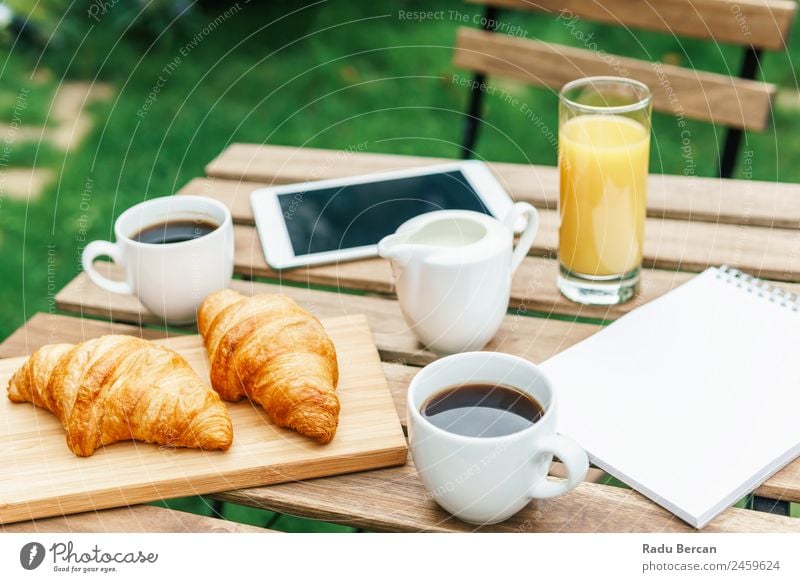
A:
[468,0,797,50]
[454,27,775,130]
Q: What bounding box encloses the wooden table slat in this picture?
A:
[55,267,600,367]
[2,505,270,533]
[202,143,800,229]
[61,255,800,327]
[231,218,800,290]
[179,178,800,284]
[213,461,800,533]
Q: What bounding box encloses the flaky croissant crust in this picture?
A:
[7,335,233,457]
[198,290,340,444]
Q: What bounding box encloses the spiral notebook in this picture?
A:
[541,266,800,528]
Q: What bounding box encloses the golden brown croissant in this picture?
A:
[198,289,340,444]
[7,335,233,457]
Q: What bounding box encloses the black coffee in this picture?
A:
[421,383,544,438]
[132,219,218,244]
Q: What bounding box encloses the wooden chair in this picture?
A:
[455,0,797,177]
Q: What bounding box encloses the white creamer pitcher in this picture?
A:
[378,202,539,354]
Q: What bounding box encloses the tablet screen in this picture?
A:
[277,170,491,256]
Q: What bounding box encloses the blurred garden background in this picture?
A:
[0,0,798,529]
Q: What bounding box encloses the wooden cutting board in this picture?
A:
[0,314,408,524]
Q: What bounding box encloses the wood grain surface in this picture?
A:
[49,272,800,507]
[214,459,800,533]
[0,316,407,525]
[468,0,797,50]
[199,150,800,283]
[2,505,270,533]
[202,144,800,229]
[12,140,800,532]
[454,27,775,130]
[4,315,799,532]
[55,267,602,365]
[58,263,702,323]
[229,215,800,283]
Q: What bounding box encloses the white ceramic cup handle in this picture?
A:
[81,240,133,295]
[527,434,589,499]
[504,202,539,273]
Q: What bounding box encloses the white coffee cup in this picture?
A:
[81,195,234,324]
[378,203,538,354]
[407,351,588,525]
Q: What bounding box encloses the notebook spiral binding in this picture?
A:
[717,265,800,312]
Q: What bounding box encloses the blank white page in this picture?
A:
[541,267,800,528]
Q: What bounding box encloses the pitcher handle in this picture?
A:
[504,202,539,273]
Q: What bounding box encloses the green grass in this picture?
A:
[1,0,798,530]
[152,497,358,532]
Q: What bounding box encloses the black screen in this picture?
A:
[277,170,491,256]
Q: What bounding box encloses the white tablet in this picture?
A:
[250,160,516,270]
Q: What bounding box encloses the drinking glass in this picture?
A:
[557,76,652,305]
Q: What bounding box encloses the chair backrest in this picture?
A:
[454,0,797,132]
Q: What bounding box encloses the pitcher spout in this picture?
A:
[377,232,412,263]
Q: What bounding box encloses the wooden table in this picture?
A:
[4,143,800,533]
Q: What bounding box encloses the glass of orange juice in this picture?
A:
[558,77,652,305]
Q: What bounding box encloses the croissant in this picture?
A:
[198,289,340,444]
[7,335,233,457]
